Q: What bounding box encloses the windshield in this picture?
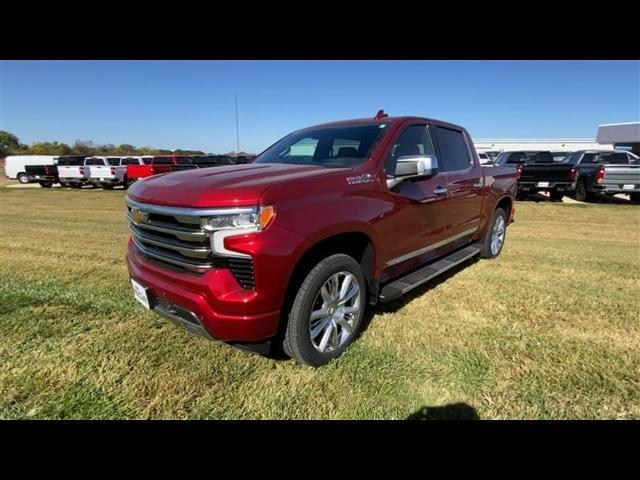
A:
[255,124,388,168]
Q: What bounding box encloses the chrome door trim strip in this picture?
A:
[385,226,479,267]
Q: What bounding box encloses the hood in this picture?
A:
[126,163,346,208]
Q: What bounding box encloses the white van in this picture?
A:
[4,155,58,184]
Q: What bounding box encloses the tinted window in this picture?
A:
[533,152,554,163]
[153,157,172,165]
[580,152,630,165]
[57,156,86,166]
[85,158,106,166]
[255,124,388,168]
[562,153,579,164]
[107,157,121,166]
[121,158,140,165]
[176,157,193,165]
[142,158,153,165]
[503,152,526,164]
[384,125,435,176]
[435,127,471,172]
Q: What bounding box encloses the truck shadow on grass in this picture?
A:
[407,402,480,420]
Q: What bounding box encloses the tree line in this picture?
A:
[0,130,254,159]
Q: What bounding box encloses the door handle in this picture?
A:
[433,186,448,196]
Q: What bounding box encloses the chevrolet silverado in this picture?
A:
[125,113,517,366]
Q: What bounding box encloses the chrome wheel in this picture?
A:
[309,271,361,353]
[490,215,505,256]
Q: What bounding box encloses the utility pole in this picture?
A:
[235,95,240,154]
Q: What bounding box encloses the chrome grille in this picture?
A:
[126,197,256,288]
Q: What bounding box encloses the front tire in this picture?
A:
[17,173,29,184]
[283,254,366,367]
[480,208,507,259]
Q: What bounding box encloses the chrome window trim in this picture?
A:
[386,226,478,267]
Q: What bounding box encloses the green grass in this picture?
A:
[1,183,639,419]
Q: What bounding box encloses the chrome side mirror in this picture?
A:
[387,155,439,188]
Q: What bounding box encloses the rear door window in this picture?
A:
[434,127,472,172]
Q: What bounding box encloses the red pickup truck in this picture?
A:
[126,114,517,366]
[125,155,194,186]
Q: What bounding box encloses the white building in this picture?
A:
[473,139,610,154]
[596,122,640,155]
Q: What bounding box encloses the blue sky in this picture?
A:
[1,61,638,153]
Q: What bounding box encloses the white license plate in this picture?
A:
[623,184,635,190]
[537,182,549,187]
[99,178,105,181]
[131,278,150,309]
[35,175,40,179]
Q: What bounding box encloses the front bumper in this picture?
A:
[126,235,297,342]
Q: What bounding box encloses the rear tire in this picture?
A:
[60,182,70,188]
[17,173,29,184]
[38,181,53,188]
[103,184,114,190]
[549,190,564,202]
[630,192,640,204]
[282,254,366,367]
[71,184,82,189]
[575,180,592,202]
[480,208,507,259]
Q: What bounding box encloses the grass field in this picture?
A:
[1,180,639,419]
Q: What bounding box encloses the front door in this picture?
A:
[378,124,451,277]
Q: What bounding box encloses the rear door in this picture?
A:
[432,126,484,239]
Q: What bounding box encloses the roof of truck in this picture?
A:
[303,115,467,132]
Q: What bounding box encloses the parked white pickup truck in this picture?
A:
[89,156,146,189]
[85,156,122,189]
[57,156,90,188]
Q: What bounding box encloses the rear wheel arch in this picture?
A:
[495,196,513,221]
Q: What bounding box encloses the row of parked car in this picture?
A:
[484,149,640,203]
[4,154,255,189]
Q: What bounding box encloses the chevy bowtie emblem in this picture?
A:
[131,208,149,224]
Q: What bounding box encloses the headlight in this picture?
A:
[201,205,275,231]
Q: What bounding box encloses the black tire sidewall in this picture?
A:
[286,254,366,367]
[576,180,587,201]
[481,208,507,259]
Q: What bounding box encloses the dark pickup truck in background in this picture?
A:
[563,150,640,203]
[25,164,59,187]
[169,155,236,172]
[495,150,575,200]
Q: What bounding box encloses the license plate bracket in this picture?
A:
[131,278,150,309]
